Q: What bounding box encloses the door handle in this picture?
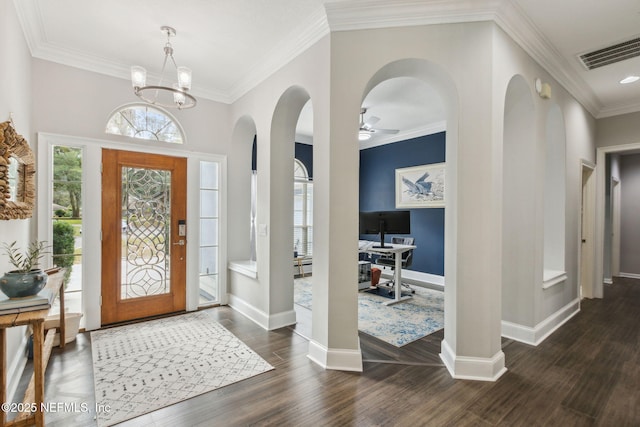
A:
[173,239,185,246]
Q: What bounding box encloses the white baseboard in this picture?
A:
[227,294,296,331]
[603,277,613,285]
[307,339,363,372]
[501,298,580,346]
[439,339,507,381]
[618,272,640,280]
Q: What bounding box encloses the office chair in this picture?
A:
[375,236,415,294]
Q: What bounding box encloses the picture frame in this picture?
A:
[395,163,445,208]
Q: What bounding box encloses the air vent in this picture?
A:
[579,36,640,70]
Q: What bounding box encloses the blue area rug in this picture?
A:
[294,278,444,347]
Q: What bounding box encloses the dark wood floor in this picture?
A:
[10,277,640,426]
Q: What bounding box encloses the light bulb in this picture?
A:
[177,66,192,91]
[131,66,146,88]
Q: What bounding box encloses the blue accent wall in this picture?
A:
[295,143,313,179]
[359,132,445,276]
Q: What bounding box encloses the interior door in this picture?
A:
[101,149,187,325]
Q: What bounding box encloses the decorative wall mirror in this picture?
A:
[0,121,35,220]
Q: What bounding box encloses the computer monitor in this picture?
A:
[359,210,410,248]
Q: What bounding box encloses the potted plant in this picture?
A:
[0,240,49,298]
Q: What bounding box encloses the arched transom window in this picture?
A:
[105,104,185,144]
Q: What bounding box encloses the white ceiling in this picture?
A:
[13,0,640,144]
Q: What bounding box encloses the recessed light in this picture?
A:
[620,75,640,84]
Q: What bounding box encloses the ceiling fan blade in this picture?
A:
[363,116,380,128]
[372,128,399,134]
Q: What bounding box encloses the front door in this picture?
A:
[101,149,187,325]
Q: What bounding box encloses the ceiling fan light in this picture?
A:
[358,131,372,141]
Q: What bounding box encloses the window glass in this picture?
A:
[199,161,219,306]
[294,159,313,257]
[105,104,184,144]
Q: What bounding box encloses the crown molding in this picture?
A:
[324,0,502,31]
[492,0,602,118]
[596,101,640,119]
[226,7,330,103]
[13,0,633,117]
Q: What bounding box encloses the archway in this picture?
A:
[268,86,312,328]
[360,58,463,374]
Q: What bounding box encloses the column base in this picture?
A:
[440,339,507,381]
[308,339,363,372]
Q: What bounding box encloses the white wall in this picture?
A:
[31,59,232,155]
[226,35,331,334]
[0,0,35,403]
[596,112,640,149]
[492,25,595,344]
[225,19,600,376]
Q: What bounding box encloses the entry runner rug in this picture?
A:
[294,277,444,347]
[91,311,273,426]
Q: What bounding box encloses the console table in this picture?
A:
[0,270,66,427]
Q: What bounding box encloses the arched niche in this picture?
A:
[501,75,537,326]
[229,115,257,261]
[543,105,566,286]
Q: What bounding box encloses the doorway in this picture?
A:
[580,162,596,299]
[101,149,187,324]
[610,178,621,278]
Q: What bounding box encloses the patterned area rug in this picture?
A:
[91,311,274,426]
[294,277,444,347]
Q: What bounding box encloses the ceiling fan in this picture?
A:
[358,108,399,141]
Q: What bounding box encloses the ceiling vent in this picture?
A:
[579,36,640,70]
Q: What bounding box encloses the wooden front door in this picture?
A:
[101,149,187,325]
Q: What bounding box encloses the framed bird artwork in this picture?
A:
[395,163,445,208]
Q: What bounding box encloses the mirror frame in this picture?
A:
[0,121,35,220]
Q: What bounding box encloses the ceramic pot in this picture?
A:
[0,270,48,298]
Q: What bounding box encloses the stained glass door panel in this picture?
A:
[121,167,171,299]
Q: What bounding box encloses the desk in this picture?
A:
[0,270,65,427]
[362,242,416,305]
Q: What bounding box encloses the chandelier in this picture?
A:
[131,26,197,110]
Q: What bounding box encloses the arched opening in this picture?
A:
[359,58,459,357]
[269,86,312,328]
